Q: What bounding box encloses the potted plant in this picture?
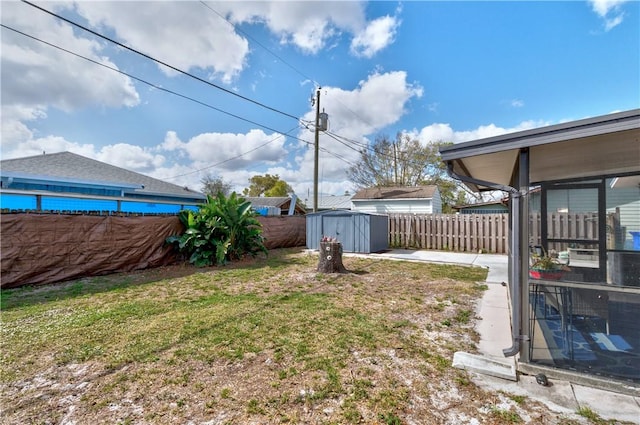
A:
[529,249,570,280]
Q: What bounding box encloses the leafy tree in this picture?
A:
[347,132,477,212]
[201,173,232,197]
[166,192,267,266]
[243,174,293,197]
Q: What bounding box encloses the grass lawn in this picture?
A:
[0,248,600,424]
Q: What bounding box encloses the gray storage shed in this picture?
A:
[306,210,388,254]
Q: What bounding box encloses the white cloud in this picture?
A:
[413,120,548,145]
[73,1,249,83]
[511,99,524,108]
[351,15,400,58]
[0,112,555,199]
[0,134,96,161]
[161,129,289,172]
[0,1,140,161]
[96,144,165,173]
[287,71,424,197]
[222,1,364,55]
[588,0,628,31]
[4,1,395,99]
[220,1,398,57]
[161,131,185,152]
[0,2,140,112]
[313,71,424,137]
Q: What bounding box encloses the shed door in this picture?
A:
[323,215,354,251]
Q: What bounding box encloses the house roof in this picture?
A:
[244,196,306,214]
[317,194,353,210]
[351,185,438,201]
[0,151,206,200]
[440,109,640,191]
[244,197,290,208]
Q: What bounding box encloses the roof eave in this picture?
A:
[440,109,640,161]
[127,189,207,200]
[1,172,142,190]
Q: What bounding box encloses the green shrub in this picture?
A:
[166,192,267,266]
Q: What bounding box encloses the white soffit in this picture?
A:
[442,109,640,190]
[457,150,520,188]
[529,128,640,184]
[450,127,639,189]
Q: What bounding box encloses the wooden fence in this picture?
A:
[388,214,509,254]
[1,213,306,288]
[529,212,600,250]
[388,212,608,255]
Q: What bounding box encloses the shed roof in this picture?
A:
[0,151,206,199]
[306,209,387,217]
[352,185,438,200]
[440,109,640,191]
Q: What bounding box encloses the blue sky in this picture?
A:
[1,1,638,201]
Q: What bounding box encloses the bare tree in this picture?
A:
[200,173,232,197]
[347,132,479,212]
[347,133,447,186]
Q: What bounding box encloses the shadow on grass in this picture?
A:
[0,264,204,311]
[1,247,305,311]
[348,269,371,275]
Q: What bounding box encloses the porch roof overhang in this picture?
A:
[440,109,640,191]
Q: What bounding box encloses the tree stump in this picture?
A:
[317,241,346,273]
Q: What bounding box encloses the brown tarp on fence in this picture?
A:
[1,214,183,289]
[257,215,306,249]
[0,214,306,289]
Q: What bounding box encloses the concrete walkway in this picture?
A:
[358,249,640,424]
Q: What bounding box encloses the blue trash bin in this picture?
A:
[630,231,640,250]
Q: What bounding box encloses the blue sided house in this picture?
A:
[0,151,206,214]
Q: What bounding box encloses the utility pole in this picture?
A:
[313,87,320,213]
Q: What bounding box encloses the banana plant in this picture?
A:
[166,192,267,266]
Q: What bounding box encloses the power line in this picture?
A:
[197,3,363,171]
[325,131,370,150]
[0,23,301,138]
[326,130,417,165]
[165,129,354,180]
[324,132,363,155]
[2,23,354,174]
[199,1,319,87]
[11,3,360,177]
[164,125,302,180]
[322,89,379,134]
[21,0,301,122]
[2,24,344,171]
[197,0,381,154]
[321,149,355,166]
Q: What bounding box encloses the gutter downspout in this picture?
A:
[446,162,522,357]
